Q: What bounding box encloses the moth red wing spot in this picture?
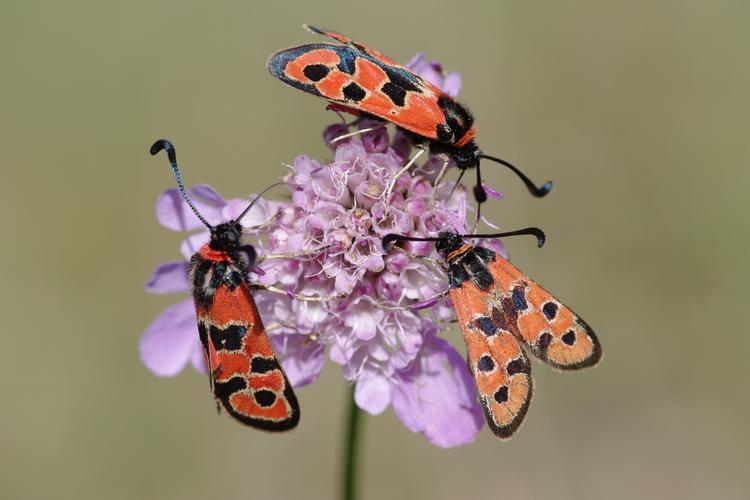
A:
[244,327,276,358]
[353,57,388,91]
[360,91,399,117]
[486,257,602,370]
[394,92,446,139]
[247,372,286,393]
[285,49,340,84]
[208,286,256,326]
[317,70,352,100]
[229,391,293,422]
[213,352,250,381]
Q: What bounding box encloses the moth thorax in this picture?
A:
[451,143,479,169]
[437,96,474,143]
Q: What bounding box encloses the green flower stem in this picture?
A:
[342,385,362,500]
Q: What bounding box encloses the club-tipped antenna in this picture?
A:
[469,227,546,248]
[235,182,291,223]
[478,153,553,198]
[382,226,545,252]
[150,139,211,229]
[473,162,488,204]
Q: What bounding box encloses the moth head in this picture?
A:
[210,221,243,252]
[435,231,464,257]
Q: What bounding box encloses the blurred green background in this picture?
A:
[2,1,748,499]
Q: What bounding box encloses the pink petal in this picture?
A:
[405,53,426,72]
[391,333,484,448]
[156,185,225,231]
[180,232,210,260]
[190,339,208,374]
[144,261,190,294]
[191,184,225,206]
[344,300,380,340]
[354,372,391,415]
[271,332,325,388]
[442,71,462,98]
[139,299,198,377]
[482,184,504,200]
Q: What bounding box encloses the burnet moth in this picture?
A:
[268,25,552,213]
[382,230,601,438]
[150,139,300,431]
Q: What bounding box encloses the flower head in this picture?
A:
[141,53,507,447]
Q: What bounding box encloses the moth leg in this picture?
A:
[250,283,346,302]
[447,168,467,201]
[471,200,482,233]
[255,245,331,264]
[429,158,451,207]
[243,209,281,232]
[383,147,426,209]
[375,289,449,311]
[392,246,446,271]
[330,122,388,144]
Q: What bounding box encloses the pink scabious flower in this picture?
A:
[141,54,508,447]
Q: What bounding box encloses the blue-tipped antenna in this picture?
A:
[150,139,293,227]
[150,139,212,229]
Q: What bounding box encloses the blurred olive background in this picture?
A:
[1,1,748,499]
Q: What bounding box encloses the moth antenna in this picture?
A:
[473,162,487,203]
[478,154,553,198]
[235,182,294,223]
[150,139,212,229]
[303,24,323,34]
[463,227,546,248]
[383,227,546,252]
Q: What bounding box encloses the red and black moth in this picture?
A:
[383,230,601,438]
[268,25,552,209]
[150,139,300,431]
